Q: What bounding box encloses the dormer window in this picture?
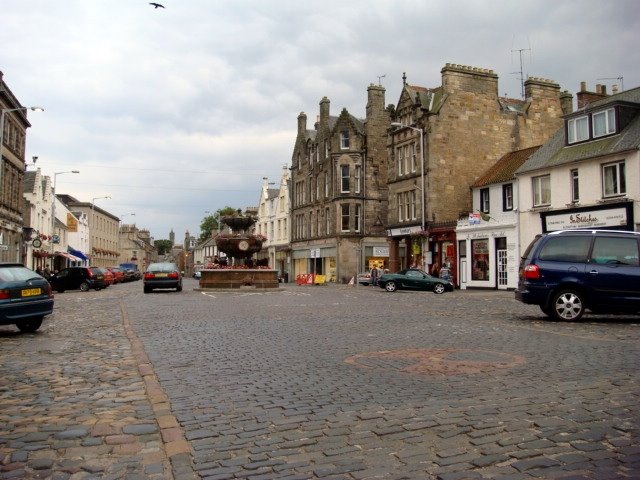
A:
[567,107,618,145]
[593,108,616,138]
[567,115,589,143]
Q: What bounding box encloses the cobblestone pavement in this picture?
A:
[1,279,639,479]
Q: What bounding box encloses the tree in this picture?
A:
[198,206,239,243]
[154,239,173,256]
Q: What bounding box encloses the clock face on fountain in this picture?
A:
[238,240,250,251]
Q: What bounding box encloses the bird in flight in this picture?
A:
[149,2,165,8]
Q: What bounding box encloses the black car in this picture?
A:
[377,268,454,293]
[0,263,54,332]
[143,262,182,293]
[49,266,107,293]
[515,229,640,321]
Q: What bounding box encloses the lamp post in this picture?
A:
[391,122,426,270]
[51,170,80,260]
[90,196,111,265]
[0,106,44,183]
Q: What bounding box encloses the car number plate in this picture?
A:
[21,288,42,297]
[155,273,168,277]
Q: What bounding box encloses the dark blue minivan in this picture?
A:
[515,229,640,321]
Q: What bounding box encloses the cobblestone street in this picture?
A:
[1,279,639,479]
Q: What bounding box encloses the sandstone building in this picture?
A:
[386,64,572,282]
[290,84,390,283]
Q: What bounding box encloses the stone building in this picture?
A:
[57,195,119,268]
[0,72,35,263]
[386,64,572,283]
[118,224,157,271]
[290,84,390,283]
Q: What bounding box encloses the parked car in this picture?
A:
[98,268,114,287]
[143,262,182,293]
[515,229,640,321]
[49,266,107,293]
[0,263,54,332]
[107,267,125,284]
[377,268,454,294]
[122,268,136,282]
[357,271,371,286]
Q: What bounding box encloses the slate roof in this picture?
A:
[22,171,37,192]
[472,145,541,187]
[266,188,279,200]
[517,86,640,174]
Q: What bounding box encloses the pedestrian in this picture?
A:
[35,266,43,277]
[370,267,379,286]
[43,265,51,278]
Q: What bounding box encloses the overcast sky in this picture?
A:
[2,0,638,242]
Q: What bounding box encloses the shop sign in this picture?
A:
[545,207,627,231]
[372,247,389,257]
[66,213,78,232]
[386,225,422,236]
[310,248,321,258]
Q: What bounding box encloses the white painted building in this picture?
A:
[256,165,291,280]
[516,85,640,251]
[456,146,540,290]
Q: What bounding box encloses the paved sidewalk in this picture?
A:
[0,292,197,479]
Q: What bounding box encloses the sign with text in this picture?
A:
[545,207,627,231]
[66,213,78,232]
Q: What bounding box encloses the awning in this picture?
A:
[68,247,89,261]
[56,251,83,262]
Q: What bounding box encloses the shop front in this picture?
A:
[456,215,518,290]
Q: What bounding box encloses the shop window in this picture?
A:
[471,239,489,281]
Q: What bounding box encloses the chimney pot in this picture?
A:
[580,81,586,92]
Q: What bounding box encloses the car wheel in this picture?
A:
[385,281,397,292]
[144,286,152,294]
[176,284,182,292]
[56,289,65,293]
[79,281,90,292]
[17,317,43,333]
[433,283,446,294]
[551,289,585,321]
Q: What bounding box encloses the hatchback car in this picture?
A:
[377,268,454,293]
[515,229,640,321]
[143,262,182,293]
[107,267,125,284]
[0,263,54,332]
[49,266,107,293]
[98,268,114,287]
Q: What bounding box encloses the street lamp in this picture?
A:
[0,106,44,184]
[51,170,80,258]
[391,122,426,269]
[90,196,111,264]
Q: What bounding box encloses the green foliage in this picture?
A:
[154,239,173,255]
[198,206,238,243]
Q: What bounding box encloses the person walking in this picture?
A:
[370,267,379,287]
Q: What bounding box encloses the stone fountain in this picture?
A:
[197,214,279,290]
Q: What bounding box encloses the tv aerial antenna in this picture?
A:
[597,76,624,92]
[377,74,386,86]
[511,47,531,99]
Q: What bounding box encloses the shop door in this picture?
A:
[497,249,508,289]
